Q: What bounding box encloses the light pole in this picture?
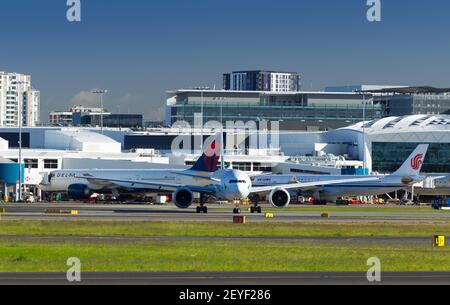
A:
[92,89,108,134]
[362,94,367,174]
[195,86,210,151]
[15,80,27,202]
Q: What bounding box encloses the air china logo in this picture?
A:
[411,154,424,170]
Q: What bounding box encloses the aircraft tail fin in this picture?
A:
[392,144,429,176]
[189,135,221,173]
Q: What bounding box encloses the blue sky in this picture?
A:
[1,0,449,120]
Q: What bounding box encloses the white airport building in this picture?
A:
[0,126,364,190]
[279,114,450,174]
[1,114,450,197]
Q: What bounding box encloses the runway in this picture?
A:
[0,234,434,244]
[1,203,448,223]
[1,203,448,285]
[1,272,450,285]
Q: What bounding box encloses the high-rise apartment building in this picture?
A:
[0,71,40,127]
[223,70,301,92]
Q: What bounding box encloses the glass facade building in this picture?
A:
[372,142,450,173]
[82,114,144,129]
[377,93,450,117]
[103,114,143,129]
[167,90,382,130]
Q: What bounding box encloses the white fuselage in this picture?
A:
[39,168,252,202]
[40,169,211,192]
[251,174,414,200]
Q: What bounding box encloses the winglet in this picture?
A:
[189,135,221,173]
[392,144,429,176]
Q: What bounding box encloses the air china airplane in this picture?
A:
[251,144,429,205]
[39,137,380,214]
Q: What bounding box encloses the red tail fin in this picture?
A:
[189,138,221,172]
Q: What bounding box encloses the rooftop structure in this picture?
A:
[50,106,143,129]
[223,70,301,92]
[325,85,450,117]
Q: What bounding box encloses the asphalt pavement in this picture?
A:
[1,202,448,223]
[1,272,450,285]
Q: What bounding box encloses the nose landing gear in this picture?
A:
[233,198,241,214]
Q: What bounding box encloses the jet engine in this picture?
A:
[173,188,194,209]
[68,184,92,200]
[401,176,414,185]
[269,188,291,208]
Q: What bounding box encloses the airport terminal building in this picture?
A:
[1,114,450,194]
[165,89,381,131]
[326,85,450,117]
[355,115,450,173]
[277,115,450,174]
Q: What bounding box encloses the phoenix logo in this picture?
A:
[411,154,424,170]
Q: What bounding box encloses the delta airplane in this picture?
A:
[39,137,379,213]
[251,144,429,206]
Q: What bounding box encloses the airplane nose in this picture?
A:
[238,184,251,199]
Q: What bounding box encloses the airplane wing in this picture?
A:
[250,177,381,194]
[173,171,221,183]
[75,176,216,194]
[246,171,270,177]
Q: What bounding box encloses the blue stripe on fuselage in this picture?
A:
[324,184,405,188]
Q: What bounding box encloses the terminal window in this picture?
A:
[233,162,251,171]
[43,159,58,169]
[24,159,38,169]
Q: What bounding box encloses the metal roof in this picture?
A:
[346,115,450,133]
[168,89,369,96]
[360,86,450,94]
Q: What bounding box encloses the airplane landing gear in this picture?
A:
[250,206,262,214]
[249,194,262,214]
[196,206,208,213]
[232,198,242,214]
[196,194,208,214]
